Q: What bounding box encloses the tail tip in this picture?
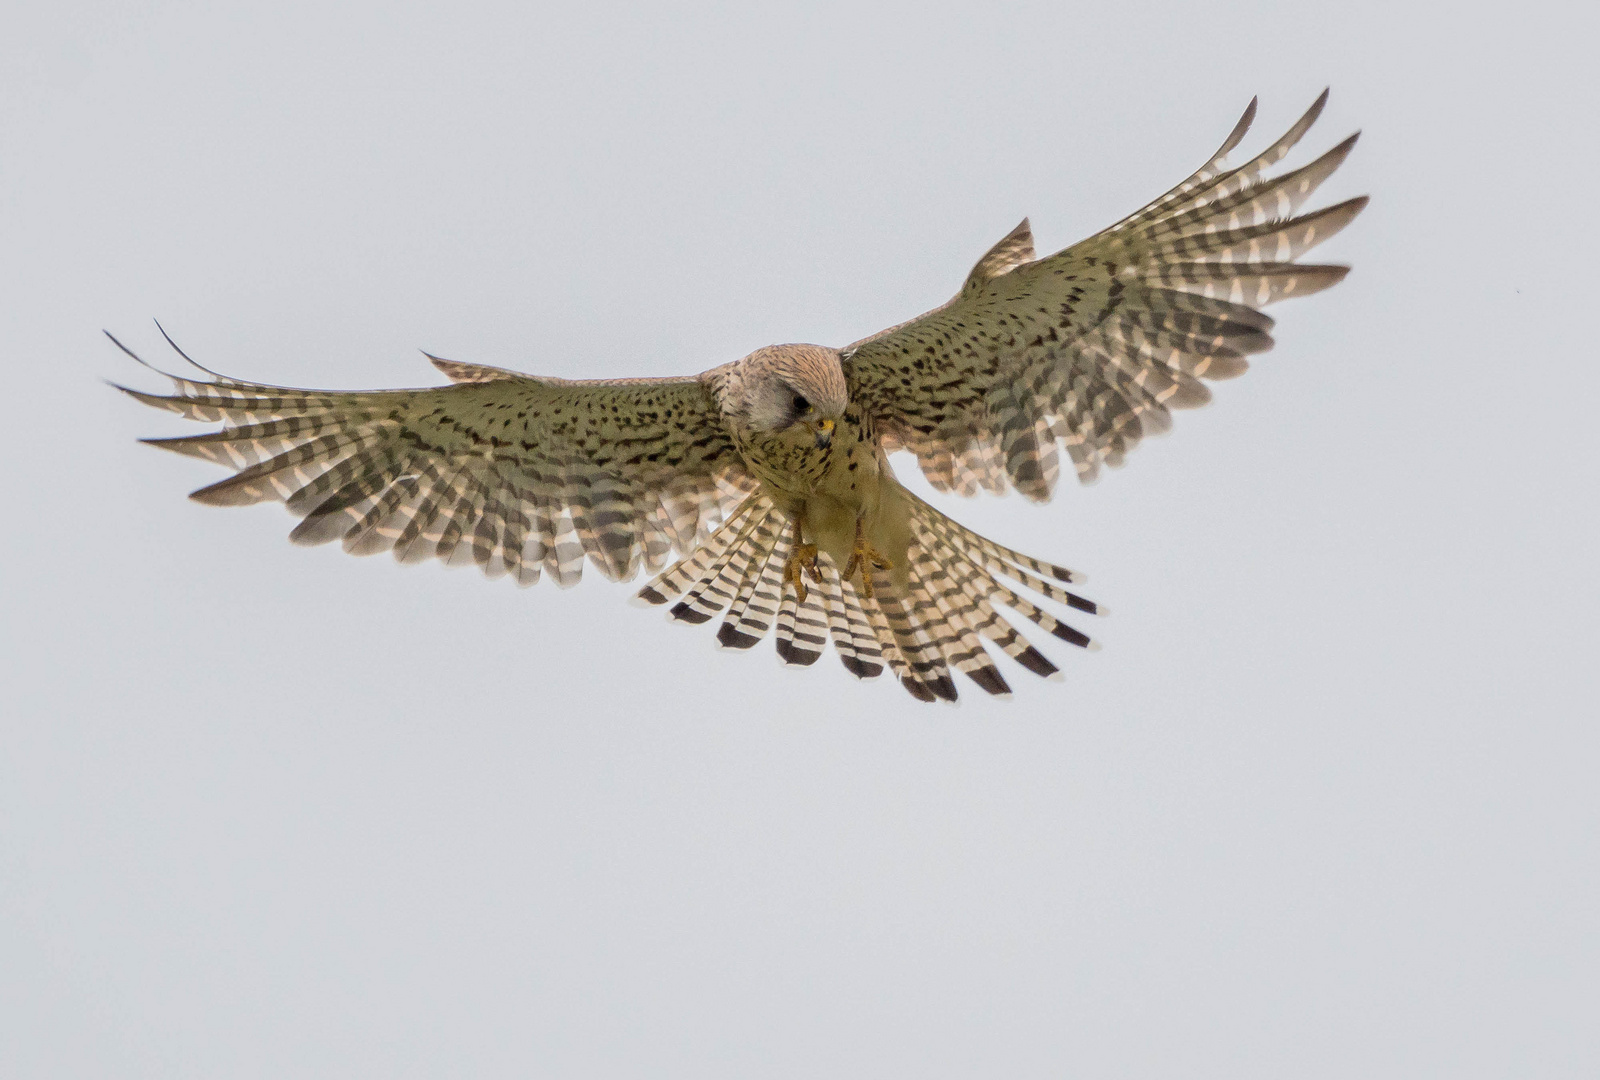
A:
[668,601,712,625]
[715,623,761,650]
[967,666,1013,697]
[775,640,822,667]
[841,657,883,681]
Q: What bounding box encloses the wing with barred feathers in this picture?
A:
[114,336,755,586]
[841,91,1366,500]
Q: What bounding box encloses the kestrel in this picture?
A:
[116,93,1364,701]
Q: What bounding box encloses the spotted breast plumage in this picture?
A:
[116,92,1364,701]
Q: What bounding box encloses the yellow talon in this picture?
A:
[783,542,821,603]
[844,527,892,600]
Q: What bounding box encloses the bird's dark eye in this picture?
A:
[792,395,810,413]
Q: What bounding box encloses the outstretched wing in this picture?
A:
[114,335,754,586]
[842,91,1366,501]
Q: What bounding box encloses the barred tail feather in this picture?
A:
[826,557,887,680]
[716,513,788,649]
[774,579,828,667]
[634,495,764,608]
[636,496,1103,701]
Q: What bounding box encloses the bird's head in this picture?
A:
[736,344,849,448]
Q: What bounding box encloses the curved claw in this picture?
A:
[844,536,892,600]
[783,542,821,603]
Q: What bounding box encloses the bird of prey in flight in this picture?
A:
[116,92,1364,701]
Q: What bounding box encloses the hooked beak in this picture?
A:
[811,418,835,449]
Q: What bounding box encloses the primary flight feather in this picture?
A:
[116,92,1364,701]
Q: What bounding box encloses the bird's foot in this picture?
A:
[844,536,892,600]
[783,542,822,603]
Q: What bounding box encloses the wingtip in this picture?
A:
[103,330,148,367]
[137,435,186,452]
[1225,96,1259,152]
[108,380,174,409]
[1339,194,1372,219]
[1330,130,1362,155]
[106,327,200,382]
[1303,87,1330,124]
[151,319,216,377]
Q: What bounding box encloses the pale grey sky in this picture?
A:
[3,2,1596,1077]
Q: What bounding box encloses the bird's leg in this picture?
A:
[843,516,892,600]
[781,511,822,603]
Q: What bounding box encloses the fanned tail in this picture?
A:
[636,494,1103,702]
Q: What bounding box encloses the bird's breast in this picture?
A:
[736,405,877,503]
[734,406,909,573]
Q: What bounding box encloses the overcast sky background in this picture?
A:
[3,2,1596,1077]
